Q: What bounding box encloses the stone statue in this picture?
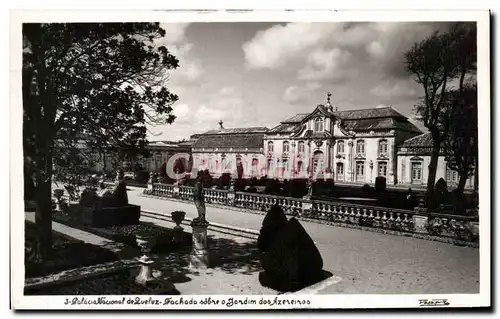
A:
[148,172,154,184]
[304,178,313,199]
[193,179,206,222]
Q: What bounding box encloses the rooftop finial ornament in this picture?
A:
[326,92,334,112]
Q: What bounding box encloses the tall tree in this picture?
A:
[23,23,179,260]
[404,22,476,204]
[442,84,478,193]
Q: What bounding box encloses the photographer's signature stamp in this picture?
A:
[418,299,450,307]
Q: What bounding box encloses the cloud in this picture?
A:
[297,48,352,81]
[283,82,321,103]
[370,79,419,98]
[195,105,228,122]
[172,103,190,119]
[159,23,191,44]
[155,23,204,83]
[243,23,340,69]
[219,86,236,95]
[243,22,448,83]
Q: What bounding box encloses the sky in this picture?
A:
[148,21,453,141]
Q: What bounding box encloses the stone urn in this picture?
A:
[135,234,157,285]
[171,211,186,243]
[53,189,64,212]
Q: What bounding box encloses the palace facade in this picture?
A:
[396,132,477,189]
[189,97,427,185]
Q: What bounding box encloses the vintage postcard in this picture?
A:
[10,9,490,310]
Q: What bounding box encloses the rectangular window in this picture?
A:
[314,119,324,132]
[268,142,274,152]
[298,142,305,153]
[378,141,388,155]
[446,168,459,183]
[356,141,365,155]
[378,162,387,177]
[356,161,365,182]
[283,142,289,153]
[411,162,422,182]
[337,141,344,154]
[336,163,344,181]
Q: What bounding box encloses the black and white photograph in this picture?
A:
[10,9,490,310]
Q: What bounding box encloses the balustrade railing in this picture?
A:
[146,183,479,243]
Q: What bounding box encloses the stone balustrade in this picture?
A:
[145,183,479,244]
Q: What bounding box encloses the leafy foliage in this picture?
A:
[23,23,180,259]
[404,22,477,199]
[441,85,478,191]
[24,23,179,184]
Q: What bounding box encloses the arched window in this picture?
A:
[267,141,274,152]
[337,140,345,154]
[314,117,324,132]
[378,139,388,155]
[251,158,259,176]
[356,140,365,155]
[298,141,305,153]
[283,141,290,153]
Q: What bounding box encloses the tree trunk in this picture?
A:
[457,173,468,193]
[474,165,478,193]
[34,153,54,261]
[426,143,440,208]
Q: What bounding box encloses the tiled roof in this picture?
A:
[198,127,269,135]
[400,132,437,147]
[271,106,420,134]
[282,113,309,123]
[335,107,406,120]
[343,117,421,133]
[192,134,265,149]
[268,123,302,133]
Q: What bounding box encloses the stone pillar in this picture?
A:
[147,172,154,192]
[325,140,331,176]
[307,141,312,178]
[301,199,313,217]
[291,141,296,178]
[190,219,211,268]
[347,140,354,182]
[401,159,406,184]
[412,199,429,234]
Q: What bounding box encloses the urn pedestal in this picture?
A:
[135,235,158,285]
[171,211,186,244]
[189,219,211,269]
[53,189,64,212]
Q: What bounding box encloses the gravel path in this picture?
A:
[128,188,480,294]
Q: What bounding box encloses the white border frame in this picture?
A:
[10,9,491,310]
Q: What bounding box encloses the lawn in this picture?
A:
[24,221,119,279]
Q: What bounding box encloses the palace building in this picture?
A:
[189,94,427,185]
[396,132,477,189]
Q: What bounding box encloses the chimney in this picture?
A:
[218,120,224,129]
